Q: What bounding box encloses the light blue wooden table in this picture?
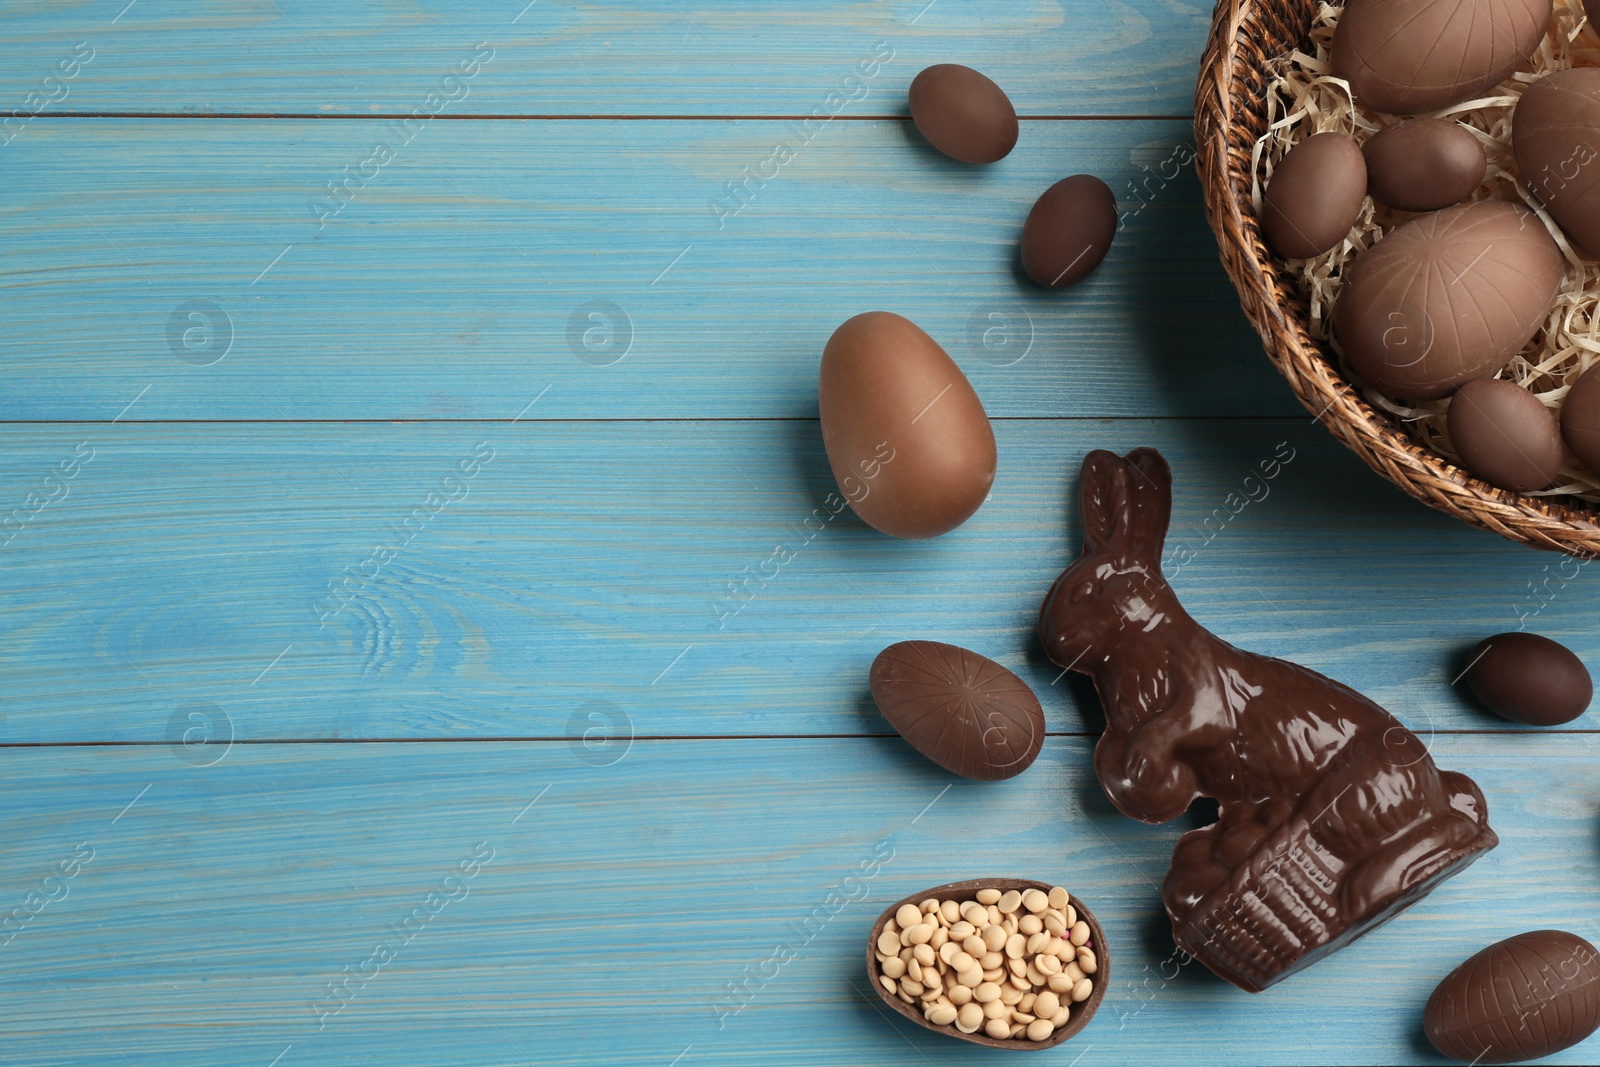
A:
[2,2,1597,1064]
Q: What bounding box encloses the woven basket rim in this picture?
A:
[1194,0,1600,555]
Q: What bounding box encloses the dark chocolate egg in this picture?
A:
[1561,362,1600,471]
[870,641,1044,780]
[1363,118,1486,211]
[908,64,1018,164]
[1466,632,1592,725]
[1332,0,1550,115]
[819,312,996,538]
[1262,132,1367,258]
[1334,201,1563,399]
[1446,378,1562,491]
[1514,68,1600,258]
[1021,175,1117,288]
[1426,930,1600,1063]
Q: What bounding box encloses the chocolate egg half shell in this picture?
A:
[1333,201,1563,399]
[1364,118,1486,212]
[1262,132,1367,258]
[1332,0,1550,115]
[869,641,1044,780]
[1446,378,1562,492]
[1466,632,1592,726]
[1021,175,1118,288]
[1425,930,1600,1063]
[819,312,996,538]
[908,64,1018,164]
[1514,67,1600,258]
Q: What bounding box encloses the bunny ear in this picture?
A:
[1120,447,1172,562]
[1078,450,1124,552]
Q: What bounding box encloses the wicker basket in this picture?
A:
[1194,0,1600,555]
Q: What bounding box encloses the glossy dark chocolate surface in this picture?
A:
[1037,448,1498,992]
[1466,632,1592,726]
[1425,929,1600,1063]
[870,641,1044,780]
[907,64,1018,164]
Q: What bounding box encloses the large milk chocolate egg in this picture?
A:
[1465,632,1591,725]
[908,64,1018,164]
[1514,68,1600,258]
[1021,175,1117,287]
[1262,132,1368,258]
[819,312,996,538]
[870,641,1044,780]
[1333,201,1563,399]
[1332,0,1550,115]
[1425,930,1600,1063]
[1561,362,1600,471]
[1446,378,1562,491]
[1364,118,1486,211]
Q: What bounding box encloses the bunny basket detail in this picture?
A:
[1038,448,1498,992]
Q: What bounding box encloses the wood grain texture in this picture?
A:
[0,116,1279,420]
[1,735,1596,1066]
[0,418,1587,743]
[0,0,1204,117]
[1,4,1590,1065]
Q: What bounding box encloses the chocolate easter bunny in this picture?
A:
[1038,448,1497,992]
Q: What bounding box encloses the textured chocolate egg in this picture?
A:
[1561,362,1600,471]
[1332,0,1550,115]
[908,64,1018,164]
[1021,175,1118,287]
[1426,930,1600,1063]
[1262,132,1368,258]
[1514,68,1600,258]
[1333,201,1563,399]
[1364,118,1486,211]
[1466,632,1592,725]
[819,312,996,538]
[870,641,1044,780]
[1446,378,1562,491]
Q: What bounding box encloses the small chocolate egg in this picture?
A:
[1020,175,1117,288]
[1333,201,1563,399]
[870,641,1044,780]
[1363,118,1486,211]
[1332,0,1550,115]
[1514,68,1600,258]
[1426,930,1600,1063]
[1561,362,1600,471]
[1465,632,1592,725]
[1262,133,1367,258]
[1446,378,1562,491]
[908,64,1018,164]
[819,312,996,538]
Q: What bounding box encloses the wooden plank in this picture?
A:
[0,116,1280,421]
[0,417,1587,743]
[0,0,1205,118]
[0,733,1594,1066]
